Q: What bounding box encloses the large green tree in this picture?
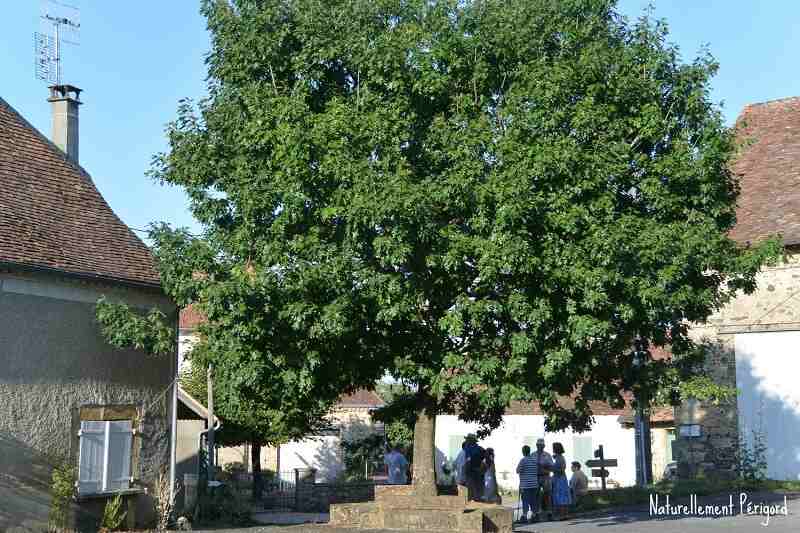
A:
[99,0,776,494]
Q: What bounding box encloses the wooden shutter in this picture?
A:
[78,421,105,494]
[106,420,133,491]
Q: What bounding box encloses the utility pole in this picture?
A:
[633,338,653,486]
[207,364,215,482]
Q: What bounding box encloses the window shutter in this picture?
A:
[78,421,105,495]
[106,421,133,491]
[573,435,593,467]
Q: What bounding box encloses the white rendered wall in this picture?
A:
[735,331,800,480]
[434,414,636,490]
[278,436,344,482]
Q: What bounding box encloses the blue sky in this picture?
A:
[2,1,799,237]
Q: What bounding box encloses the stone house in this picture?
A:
[674,96,800,480]
[272,389,386,482]
[0,87,178,530]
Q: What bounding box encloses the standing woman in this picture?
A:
[551,442,571,519]
[482,448,501,504]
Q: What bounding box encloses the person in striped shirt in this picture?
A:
[516,445,539,523]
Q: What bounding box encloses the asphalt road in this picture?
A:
[517,508,799,533]
[194,491,800,533]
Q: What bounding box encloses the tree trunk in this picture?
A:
[251,442,263,501]
[412,404,437,496]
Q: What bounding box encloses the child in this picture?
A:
[482,448,501,504]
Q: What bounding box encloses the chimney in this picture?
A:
[48,84,82,163]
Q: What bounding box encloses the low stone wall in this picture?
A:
[294,471,462,513]
[296,477,378,512]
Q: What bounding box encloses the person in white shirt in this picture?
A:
[535,438,554,520]
[454,440,468,487]
[385,445,409,484]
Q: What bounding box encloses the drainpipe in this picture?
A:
[198,418,222,478]
[169,310,179,502]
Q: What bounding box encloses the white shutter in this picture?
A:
[78,421,105,494]
[107,421,133,491]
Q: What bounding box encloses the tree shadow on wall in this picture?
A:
[736,354,800,480]
[312,436,345,482]
[0,431,60,532]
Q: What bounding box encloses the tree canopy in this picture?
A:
[99,0,776,456]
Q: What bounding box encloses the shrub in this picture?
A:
[153,467,181,532]
[223,461,247,476]
[341,433,385,480]
[100,494,127,532]
[48,462,76,532]
[193,484,252,527]
[736,413,768,483]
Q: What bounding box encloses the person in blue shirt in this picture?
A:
[384,445,409,484]
[463,434,485,501]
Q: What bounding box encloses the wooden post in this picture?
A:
[600,446,606,492]
[595,445,606,492]
[587,448,617,492]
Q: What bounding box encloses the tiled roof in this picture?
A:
[505,398,633,417]
[618,406,675,426]
[339,390,385,408]
[506,398,675,424]
[0,96,160,287]
[730,96,800,246]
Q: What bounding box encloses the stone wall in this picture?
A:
[294,469,379,513]
[673,337,739,479]
[0,272,175,531]
[676,251,800,479]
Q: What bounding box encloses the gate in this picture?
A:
[261,470,298,511]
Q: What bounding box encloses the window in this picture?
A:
[572,435,593,468]
[667,429,676,461]
[448,435,465,461]
[78,420,134,494]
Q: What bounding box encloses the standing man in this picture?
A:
[454,440,468,488]
[385,444,409,484]
[516,445,539,524]
[463,434,485,501]
[535,438,554,521]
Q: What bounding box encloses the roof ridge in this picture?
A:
[742,95,800,109]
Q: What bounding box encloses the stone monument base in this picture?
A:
[329,485,513,533]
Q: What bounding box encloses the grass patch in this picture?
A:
[574,478,800,513]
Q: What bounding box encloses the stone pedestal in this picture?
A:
[329,485,513,533]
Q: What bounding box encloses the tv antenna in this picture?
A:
[34,0,80,85]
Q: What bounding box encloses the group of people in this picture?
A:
[453,434,502,503]
[384,436,590,524]
[452,434,589,523]
[516,438,589,523]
